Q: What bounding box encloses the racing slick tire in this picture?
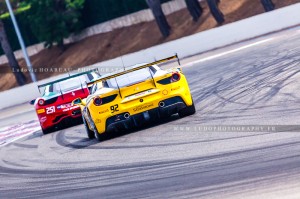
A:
[93,127,102,141]
[82,115,95,139]
[86,109,102,141]
[179,101,196,117]
[41,128,51,135]
[89,117,101,141]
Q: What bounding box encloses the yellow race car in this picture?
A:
[73,55,195,141]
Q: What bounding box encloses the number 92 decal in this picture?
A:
[110,104,119,113]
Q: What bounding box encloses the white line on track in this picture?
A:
[183,38,275,67]
[0,120,41,147]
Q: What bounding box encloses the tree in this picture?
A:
[0,19,26,85]
[146,0,170,38]
[0,1,27,86]
[185,0,203,22]
[261,0,275,12]
[206,0,224,24]
[25,0,85,50]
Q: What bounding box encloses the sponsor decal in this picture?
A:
[57,103,72,110]
[171,86,180,91]
[133,103,154,112]
[162,89,168,95]
[99,109,109,114]
[62,105,79,112]
[135,92,143,97]
[40,116,47,123]
[37,109,45,114]
[126,96,134,101]
[58,103,78,112]
[95,119,101,124]
[125,90,153,101]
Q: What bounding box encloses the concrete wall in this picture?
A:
[1,3,300,109]
[65,0,188,44]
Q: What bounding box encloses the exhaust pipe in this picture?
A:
[124,113,130,119]
[159,101,165,107]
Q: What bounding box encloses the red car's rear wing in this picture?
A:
[37,68,99,89]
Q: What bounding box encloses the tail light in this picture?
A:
[93,97,102,106]
[38,99,45,106]
[171,72,181,82]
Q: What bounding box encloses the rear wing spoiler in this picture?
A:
[37,68,99,89]
[87,55,180,87]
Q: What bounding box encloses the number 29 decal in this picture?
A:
[110,104,119,113]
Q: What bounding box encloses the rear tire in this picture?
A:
[86,109,101,141]
[41,125,55,134]
[93,127,101,141]
[82,115,95,139]
[179,102,196,117]
[89,118,101,141]
[41,128,50,134]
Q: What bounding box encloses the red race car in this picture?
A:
[31,70,100,134]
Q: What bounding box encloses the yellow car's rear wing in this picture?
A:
[87,55,180,87]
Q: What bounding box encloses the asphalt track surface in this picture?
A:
[1,28,300,199]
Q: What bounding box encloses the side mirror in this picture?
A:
[72,98,82,106]
[29,99,36,105]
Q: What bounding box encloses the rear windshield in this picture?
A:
[56,76,86,92]
[107,67,155,88]
[42,72,100,95]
